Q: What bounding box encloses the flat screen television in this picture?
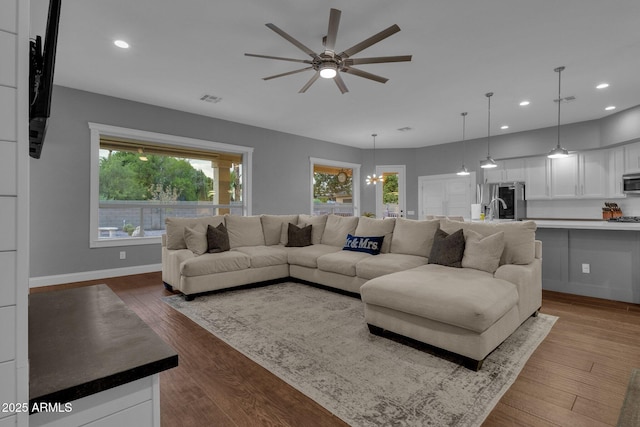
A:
[29,0,62,159]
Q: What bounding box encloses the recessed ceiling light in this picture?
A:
[519,100,530,107]
[500,125,509,130]
[596,83,610,89]
[605,105,616,111]
[114,40,130,49]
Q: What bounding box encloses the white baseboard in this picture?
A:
[29,264,162,288]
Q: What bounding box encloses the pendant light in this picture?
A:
[547,66,570,159]
[456,112,470,176]
[366,133,384,185]
[480,92,497,168]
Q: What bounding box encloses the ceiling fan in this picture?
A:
[244,8,412,94]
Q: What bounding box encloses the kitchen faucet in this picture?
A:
[488,197,507,222]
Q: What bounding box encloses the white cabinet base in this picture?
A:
[30,375,160,427]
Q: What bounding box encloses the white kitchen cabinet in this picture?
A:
[578,150,607,198]
[608,147,626,198]
[483,163,504,184]
[524,157,549,199]
[624,142,640,173]
[550,154,579,198]
[483,159,525,183]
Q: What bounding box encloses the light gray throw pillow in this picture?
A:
[462,229,505,273]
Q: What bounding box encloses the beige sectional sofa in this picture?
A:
[161,214,541,369]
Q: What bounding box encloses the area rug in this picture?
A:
[617,368,640,426]
[164,282,557,426]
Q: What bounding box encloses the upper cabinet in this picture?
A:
[579,151,607,198]
[624,142,640,173]
[484,159,525,183]
[608,147,626,198]
[550,154,579,198]
[524,157,549,199]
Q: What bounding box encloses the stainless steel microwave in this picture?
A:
[623,173,640,194]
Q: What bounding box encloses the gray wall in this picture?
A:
[30,86,362,278]
[31,86,640,280]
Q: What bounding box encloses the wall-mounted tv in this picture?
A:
[29,0,62,159]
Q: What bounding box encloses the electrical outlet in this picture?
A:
[581,263,590,274]
[119,251,126,260]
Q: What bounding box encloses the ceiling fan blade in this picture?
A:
[342,67,388,84]
[334,73,349,94]
[344,55,412,65]
[263,67,313,81]
[245,53,313,64]
[324,8,341,51]
[265,23,317,58]
[339,24,401,58]
[299,72,320,93]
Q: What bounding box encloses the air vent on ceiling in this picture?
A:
[554,96,576,103]
[200,94,223,104]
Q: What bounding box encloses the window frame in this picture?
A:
[89,122,253,248]
[309,157,361,216]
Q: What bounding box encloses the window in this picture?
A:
[89,123,253,248]
[310,158,360,216]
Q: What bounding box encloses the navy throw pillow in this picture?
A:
[342,234,384,255]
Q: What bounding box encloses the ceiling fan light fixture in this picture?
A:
[319,63,337,79]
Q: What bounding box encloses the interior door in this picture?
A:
[375,165,406,218]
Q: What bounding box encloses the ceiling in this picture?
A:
[30,0,640,149]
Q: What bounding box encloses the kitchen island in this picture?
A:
[530,219,640,304]
[29,284,178,426]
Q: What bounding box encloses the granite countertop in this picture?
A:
[29,284,178,408]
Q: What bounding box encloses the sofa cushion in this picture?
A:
[299,214,328,244]
[184,225,208,256]
[165,216,225,250]
[343,234,384,255]
[360,264,519,333]
[261,214,298,245]
[180,251,251,277]
[207,223,231,253]
[355,253,428,280]
[321,215,359,247]
[390,218,440,257]
[286,223,313,247]
[225,215,266,248]
[287,244,341,268]
[317,251,371,277]
[354,216,395,253]
[462,229,505,273]
[440,219,536,265]
[232,245,288,268]
[428,228,465,268]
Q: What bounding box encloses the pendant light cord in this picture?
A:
[555,66,564,149]
[372,133,377,173]
[486,92,493,157]
[461,112,467,162]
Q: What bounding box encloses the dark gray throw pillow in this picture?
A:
[286,223,312,247]
[428,228,465,268]
[207,223,230,253]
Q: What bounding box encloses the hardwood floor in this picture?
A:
[31,274,640,426]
